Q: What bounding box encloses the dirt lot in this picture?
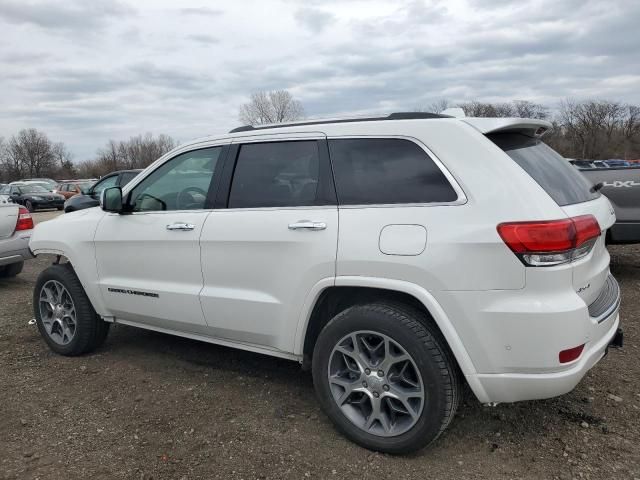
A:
[1,211,638,480]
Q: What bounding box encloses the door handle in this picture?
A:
[166,223,196,231]
[288,220,327,231]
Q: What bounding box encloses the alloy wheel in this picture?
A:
[327,330,424,437]
[39,280,77,345]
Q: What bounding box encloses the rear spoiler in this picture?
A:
[462,117,553,137]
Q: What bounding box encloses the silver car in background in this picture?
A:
[0,203,34,277]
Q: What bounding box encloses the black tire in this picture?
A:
[312,303,460,454]
[33,263,110,356]
[25,200,34,212]
[57,206,63,211]
[0,261,24,278]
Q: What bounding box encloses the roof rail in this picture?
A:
[228,112,450,134]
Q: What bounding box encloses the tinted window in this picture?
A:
[489,133,599,206]
[328,138,457,205]
[92,175,118,196]
[228,141,319,208]
[130,147,222,212]
[119,171,139,186]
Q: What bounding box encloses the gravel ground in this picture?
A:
[1,211,639,480]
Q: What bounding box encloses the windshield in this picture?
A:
[78,183,93,193]
[489,133,600,206]
[22,186,49,193]
[29,182,52,190]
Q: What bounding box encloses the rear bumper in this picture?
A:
[467,306,621,404]
[0,232,34,266]
[608,222,640,244]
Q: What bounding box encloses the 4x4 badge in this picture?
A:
[576,283,590,294]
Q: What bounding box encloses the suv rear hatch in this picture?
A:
[468,119,616,309]
[0,204,18,239]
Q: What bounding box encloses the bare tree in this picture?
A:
[91,133,177,176]
[0,137,8,183]
[512,100,549,119]
[457,101,515,117]
[556,99,640,159]
[3,129,58,179]
[52,142,76,179]
[621,105,640,158]
[454,100,548,119]
[413,99,452,114]
[239,90,305,125]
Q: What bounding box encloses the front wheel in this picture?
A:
[25,200,34,212]
[33,263,110,355]
[312,303,460,454]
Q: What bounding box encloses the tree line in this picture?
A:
[0,132,177,183]
[2,94,639,184]
[423,99,640,160]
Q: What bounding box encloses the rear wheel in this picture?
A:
[33,263,109,355]
[0,261,24,278]
[312,303,460,454]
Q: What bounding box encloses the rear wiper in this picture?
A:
[590,182,604,193]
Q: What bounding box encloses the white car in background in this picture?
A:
[29,112,623,453]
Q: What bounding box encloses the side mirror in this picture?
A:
[101,187,124,213]
[11,192,19,196]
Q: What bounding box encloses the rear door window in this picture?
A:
[228,141,320,208]
[489,133,599,206]
[328,138,458,205]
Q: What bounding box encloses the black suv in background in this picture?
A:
[64,169,142,213]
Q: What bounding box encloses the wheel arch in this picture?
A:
[31,246,107,318]
[296,276,485,399]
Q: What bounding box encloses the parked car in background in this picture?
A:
[19,177,58,188]
[605,159,631,168]
[0,184,64,212]
[570,161,640,243]
[31,113,622,453]
[16,181,56,192]
[64,169,142,213]
[569,160,595,169]
[0,202,33,278]
[0,187,10,205]
[54,181,94,199]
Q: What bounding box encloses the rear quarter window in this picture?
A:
[489,133,599,206]
[328,138,458,205]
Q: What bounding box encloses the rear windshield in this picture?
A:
[489,133,600,206]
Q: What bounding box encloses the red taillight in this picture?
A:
[15,206,34,232]
[572,215,602,247]
[497,215,600,266]
[559,344,585,363]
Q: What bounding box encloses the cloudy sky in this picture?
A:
[1,0,639,160]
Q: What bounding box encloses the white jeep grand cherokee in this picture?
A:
[30,113,623,453]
